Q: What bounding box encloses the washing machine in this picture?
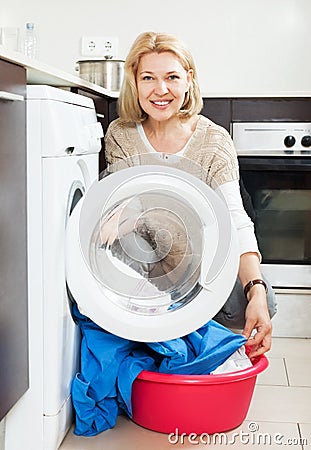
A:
[5,86,240,449]
[5,86,102,450]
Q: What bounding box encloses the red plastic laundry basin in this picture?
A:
[131,354,268,435]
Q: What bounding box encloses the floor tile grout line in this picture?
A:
[283,357,291,386]
[298,422,303,450]
[244,419,308,425]
[297,422,309,450]
[255,383,311,392]
[283,357,311,388]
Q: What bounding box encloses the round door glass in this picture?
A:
[89,188,204,315]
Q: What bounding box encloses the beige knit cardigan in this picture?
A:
[104,115,240,189]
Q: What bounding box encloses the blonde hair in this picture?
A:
[118,32,203,122]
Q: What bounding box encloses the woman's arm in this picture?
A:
[238,252,272,358]
[216,180,272,358]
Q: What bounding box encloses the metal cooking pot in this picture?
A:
[76,58,125,91]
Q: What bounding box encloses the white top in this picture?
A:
[137,123,260,259]
[137,122,189,156]
[215,181,260,260]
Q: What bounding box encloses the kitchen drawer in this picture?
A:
[0,58,26,97]
[272,289,311,338]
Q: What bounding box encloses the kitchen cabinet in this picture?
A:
[202,98,311,133]
[232,98,311,122]
[202,99,231,131]
[0,58,29,420]
[70,87,118,173]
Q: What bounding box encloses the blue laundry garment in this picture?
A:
[71,303,247,437]
[148,320,247,375]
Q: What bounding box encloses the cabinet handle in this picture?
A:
[0,91,24,102]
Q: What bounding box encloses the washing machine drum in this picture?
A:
[66,163,239,342]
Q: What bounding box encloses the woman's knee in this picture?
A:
[265,277,278,319]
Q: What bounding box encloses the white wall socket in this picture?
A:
[81,36,118,58]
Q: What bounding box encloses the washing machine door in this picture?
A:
[66,160,239,342]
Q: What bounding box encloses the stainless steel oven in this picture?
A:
[232,122,311,337]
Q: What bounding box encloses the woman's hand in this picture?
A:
[242,286,272,359]
[100,204,140,246]
[238,252,272,359]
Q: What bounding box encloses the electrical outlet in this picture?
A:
[81,36,118,58]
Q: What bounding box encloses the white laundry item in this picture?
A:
[211,345,252,374]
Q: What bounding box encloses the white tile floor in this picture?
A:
[60,338,311,450]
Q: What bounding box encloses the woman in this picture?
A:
[104,31,277,358]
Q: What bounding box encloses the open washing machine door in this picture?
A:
[66,158,239,342]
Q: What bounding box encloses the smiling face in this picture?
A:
[136,52,193,123]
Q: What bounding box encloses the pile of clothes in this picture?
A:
[71,303,249,436]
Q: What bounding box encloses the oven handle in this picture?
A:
[238,157,311,171]
[274,288,311,295]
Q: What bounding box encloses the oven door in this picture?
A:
[238,156,311,289]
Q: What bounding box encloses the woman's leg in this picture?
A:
[213,274,277,329]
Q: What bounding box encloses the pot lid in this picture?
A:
[66,156,239,341]
[76,58,125,63]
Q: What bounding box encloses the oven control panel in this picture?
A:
[232,122,311,156]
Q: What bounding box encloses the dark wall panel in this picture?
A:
[0,59,29,420]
